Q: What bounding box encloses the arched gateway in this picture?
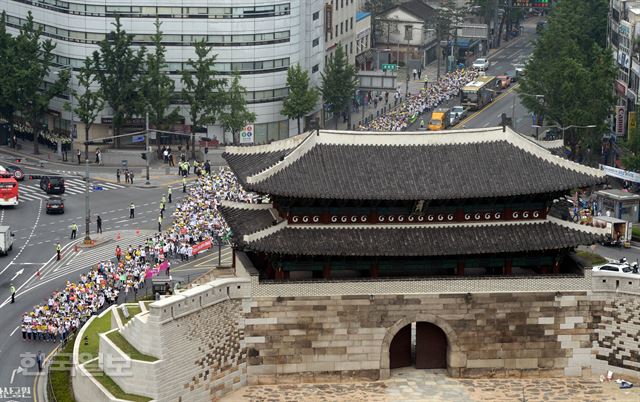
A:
[380,315,461,378]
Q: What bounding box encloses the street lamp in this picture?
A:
[54,66,74,160]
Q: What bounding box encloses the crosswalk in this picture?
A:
[18,178,126,202]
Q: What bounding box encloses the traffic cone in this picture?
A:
[116,232,121,240]
[74,244,79,252]
[136,229,140,235]
[35,270,40,280]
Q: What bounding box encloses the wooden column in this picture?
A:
[456,261,465,277]
[503,258,512,276]
[370,258,379,278]
[323,259,332,279]
[553,259,560,274]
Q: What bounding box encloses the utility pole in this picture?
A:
[145,112,150,185]
[405,38,410,96]
[84,151,91,244]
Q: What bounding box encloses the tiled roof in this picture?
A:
[240,221,598,257]
[223,128,606,201]
[219,203,276,237]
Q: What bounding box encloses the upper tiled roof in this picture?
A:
[239,221,598,257]
[223,128,606,201]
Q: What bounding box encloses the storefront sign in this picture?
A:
[600,164,640,183]
[325,5,332,34]
[628,111,637,138]
[616,105,626,134]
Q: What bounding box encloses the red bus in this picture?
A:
[0,167,19,206]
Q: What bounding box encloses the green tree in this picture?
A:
[321,44,358,129]
[92,16,145,147]
[219,71,256,145]
[0,12,19,125]
[518,0,614,162]
[140,19,181,149]
[281,64,319,134]
[181,39,226,157]
[66,57,104,160]
[14,12,69,154]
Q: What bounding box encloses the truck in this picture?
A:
[428,108,451,131]
[0,226,14,255]
[592,216,631,248]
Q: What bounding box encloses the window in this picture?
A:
[335,1,338,10]
[340,22,343,35]
[312,37,319,47]
[345,19,348,32]
[350,41,353,54]
[341,0,344,8]
[350,17,353,30]
[335,25,338,37]
[313,11,319,20]
[312,64,319,73]
[405,25,413,41]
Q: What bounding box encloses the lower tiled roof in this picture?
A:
[240,222,598,257]
[219,204,275,237]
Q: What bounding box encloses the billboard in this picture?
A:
[616,105,626,135]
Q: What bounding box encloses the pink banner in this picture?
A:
[192,239,212,255]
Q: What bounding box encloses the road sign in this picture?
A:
[132,134,145,143]
[239,125,254,144]
[381,64,397,72]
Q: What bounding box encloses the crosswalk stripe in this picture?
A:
[15,178,127,203]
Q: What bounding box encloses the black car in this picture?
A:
[45,196,64,214]
[4,165,24,181]
[40,176,65,194]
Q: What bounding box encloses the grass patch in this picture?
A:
[79,311,112,362]
[575,250,607,266]
[84,360,151,402]
[106,331,158,362]
[633,226,640,241]
[47,335,77,402]
[116,304,142,326]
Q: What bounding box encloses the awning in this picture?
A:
[456,38,480,49]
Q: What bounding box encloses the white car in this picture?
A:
[514,63,526,75]
[472,58,490,71]
[451,105,467,121]
[592,262,638,277]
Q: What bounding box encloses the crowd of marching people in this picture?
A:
[20,167,254,342]
[0,118,73,152]
[358,68,481,132]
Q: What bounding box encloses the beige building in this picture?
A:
[324,0,359,64]
[355,10,373,70]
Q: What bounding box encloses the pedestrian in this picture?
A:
[130,170,134,184]
[204,161,211,175]
[37,350,44,371]
[129,202,135,219]
[70,223,77,239]
[420,118,425,129]
[56,242,62,261]
[418,69,422,80]
[412,68,417,80]
[77,150,81,164]
[116,169,121,183]
[96,215,102,234]
[168,187,172,203]
[182,177,187,193]
[115,245,122,261]
[160,201,165,219]
[97,150,103,166]
[95,148,100,164]
[157,215,162,232]
[10,283,16,303]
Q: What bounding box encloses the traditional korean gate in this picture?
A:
[415,322,447,369]
[389,324,412,369]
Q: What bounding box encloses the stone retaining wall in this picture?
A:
[244,292,600,383]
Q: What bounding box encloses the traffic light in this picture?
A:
[204,147,208,154]
[141,153,147,160]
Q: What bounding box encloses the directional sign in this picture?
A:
[132,135,145,143]
[381,64,397,72]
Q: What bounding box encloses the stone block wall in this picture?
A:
[592,293,640,378]
[244,292,600,383]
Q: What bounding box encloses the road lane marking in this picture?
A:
[62,250,82,268]
[10,326,19,337]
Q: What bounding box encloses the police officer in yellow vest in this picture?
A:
[168,187,172,203]
[157,215,162,232]
[56,242,62,260]
[70,223,78,239]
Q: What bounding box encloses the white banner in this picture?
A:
[600,164,640,183]
[239,124,254,144]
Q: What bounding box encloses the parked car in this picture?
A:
[496,75,512,89]
[45,196,64,214]
[2,165,24,181]
[40,176,65,194]
[514,63,526,76]
[472,58,490,71]
[592,262,638,276]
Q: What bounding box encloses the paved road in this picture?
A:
[0,152,217,396]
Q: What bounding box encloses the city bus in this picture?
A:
[460,75,500,111]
